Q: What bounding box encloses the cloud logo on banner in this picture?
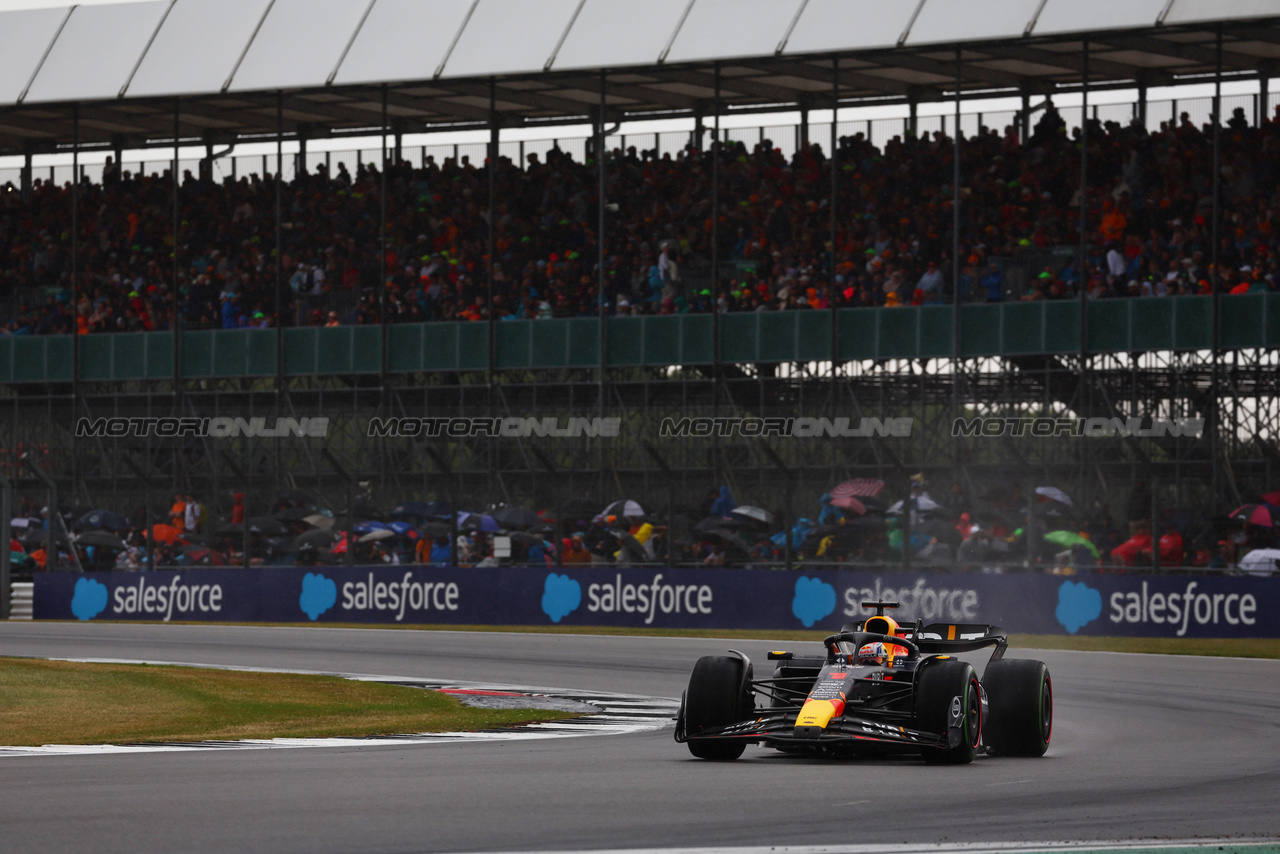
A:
[541,573,581,623]
[70,577,108,621]
[299,573,337,621]
[1055,580,1102,634]
[792,576,836,628]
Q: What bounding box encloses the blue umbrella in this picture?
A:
[76,510,128,532]
[353,520,390,535]
[459,512,499,532]
[386,521,420,538]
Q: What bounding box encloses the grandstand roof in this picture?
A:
[1,0,1278,153]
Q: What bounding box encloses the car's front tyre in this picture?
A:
[914,659,981,764]
[683,655,752,760]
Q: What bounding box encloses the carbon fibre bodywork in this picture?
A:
[674,612,1009,757]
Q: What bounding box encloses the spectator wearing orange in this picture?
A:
[562,535,591,565]
[169,493,186,530]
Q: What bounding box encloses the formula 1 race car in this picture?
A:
[674,601,1051,763]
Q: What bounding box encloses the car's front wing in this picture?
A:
[677,709,950,750]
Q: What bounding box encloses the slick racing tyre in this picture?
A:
[982,659,1052,757]
[683,655,752,760]
[914,659,981,765]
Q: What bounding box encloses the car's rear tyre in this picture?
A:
[982,659,1051,757]
[684,655,752,760]
[914,660,981,765]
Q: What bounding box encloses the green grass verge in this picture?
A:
[0,658,579,747]
[71,619,1280,659]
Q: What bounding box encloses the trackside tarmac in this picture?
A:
[0,623,1277,854]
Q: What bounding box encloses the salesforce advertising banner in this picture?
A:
[32,566,1280,638]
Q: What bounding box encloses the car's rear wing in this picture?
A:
[909,622,1008,657]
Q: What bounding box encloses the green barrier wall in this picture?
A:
[4,295,1277,384]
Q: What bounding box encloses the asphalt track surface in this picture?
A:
[1,623,1278,854]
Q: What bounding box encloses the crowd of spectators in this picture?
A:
[3,100,1280,336]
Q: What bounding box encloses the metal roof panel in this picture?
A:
[665,0,803,64]
[552,0,688,71]
[0,7,70,105]
[1033,0,1167,35]
[784,0,919,54]
[907,0,1042,45]
[229,0,372,93]
[128,0,273,98]
[24,1,171,104]
[440,0,582,78]
[334,0,475,86]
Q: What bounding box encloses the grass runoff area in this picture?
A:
[0,658,578,747]
[108,621,1280,659]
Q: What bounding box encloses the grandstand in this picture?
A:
[1,0,1279,572]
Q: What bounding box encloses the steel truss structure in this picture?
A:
[5,342,1278,533]
[1,1,1278,536]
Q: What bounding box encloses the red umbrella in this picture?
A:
[829,495,867,514]
[1260,491,1280,507]
[831,478,885,500]
[1230,504,1279,527]
[149,523,182,544]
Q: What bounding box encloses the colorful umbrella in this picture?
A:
[1230,504,1279,527]
[1239,548,1280,576]
[730,506,775,525]
[149,523,182,544]
[829,495,867,514]
[1043,530,1099,558]
[601,499,645,519]
[1035,486,1073,506]
[832,478,885,500]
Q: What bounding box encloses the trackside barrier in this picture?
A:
[30,566,1280,639]
[9,582,33,620]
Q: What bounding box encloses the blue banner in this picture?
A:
[31,566,1280,638]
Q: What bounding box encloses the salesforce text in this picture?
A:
[112,575,223,621]
[586,573,712,624]
[340,572,459,621]
[1110,581,1256,636]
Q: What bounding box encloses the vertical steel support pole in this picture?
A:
[711,63,721,486]
[274,93,284,492]
[1079,38,1091,494]
[952,49,963,480]
[1211,29,1223,503]
[952,48,962,305]
[1079,39,1089,350]
[381,84,389,383]
[488,79,497,393]
[489,79,500,499]
[0,475,9,620]
[830,57,839,394]
[71,105,79,498]
[172,99,183,497]
[274,92,285,412]
[712,62,721,378]
[596,71,609,498]
[597,70,607,424]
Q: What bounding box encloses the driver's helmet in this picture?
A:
[856,642,887,666]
